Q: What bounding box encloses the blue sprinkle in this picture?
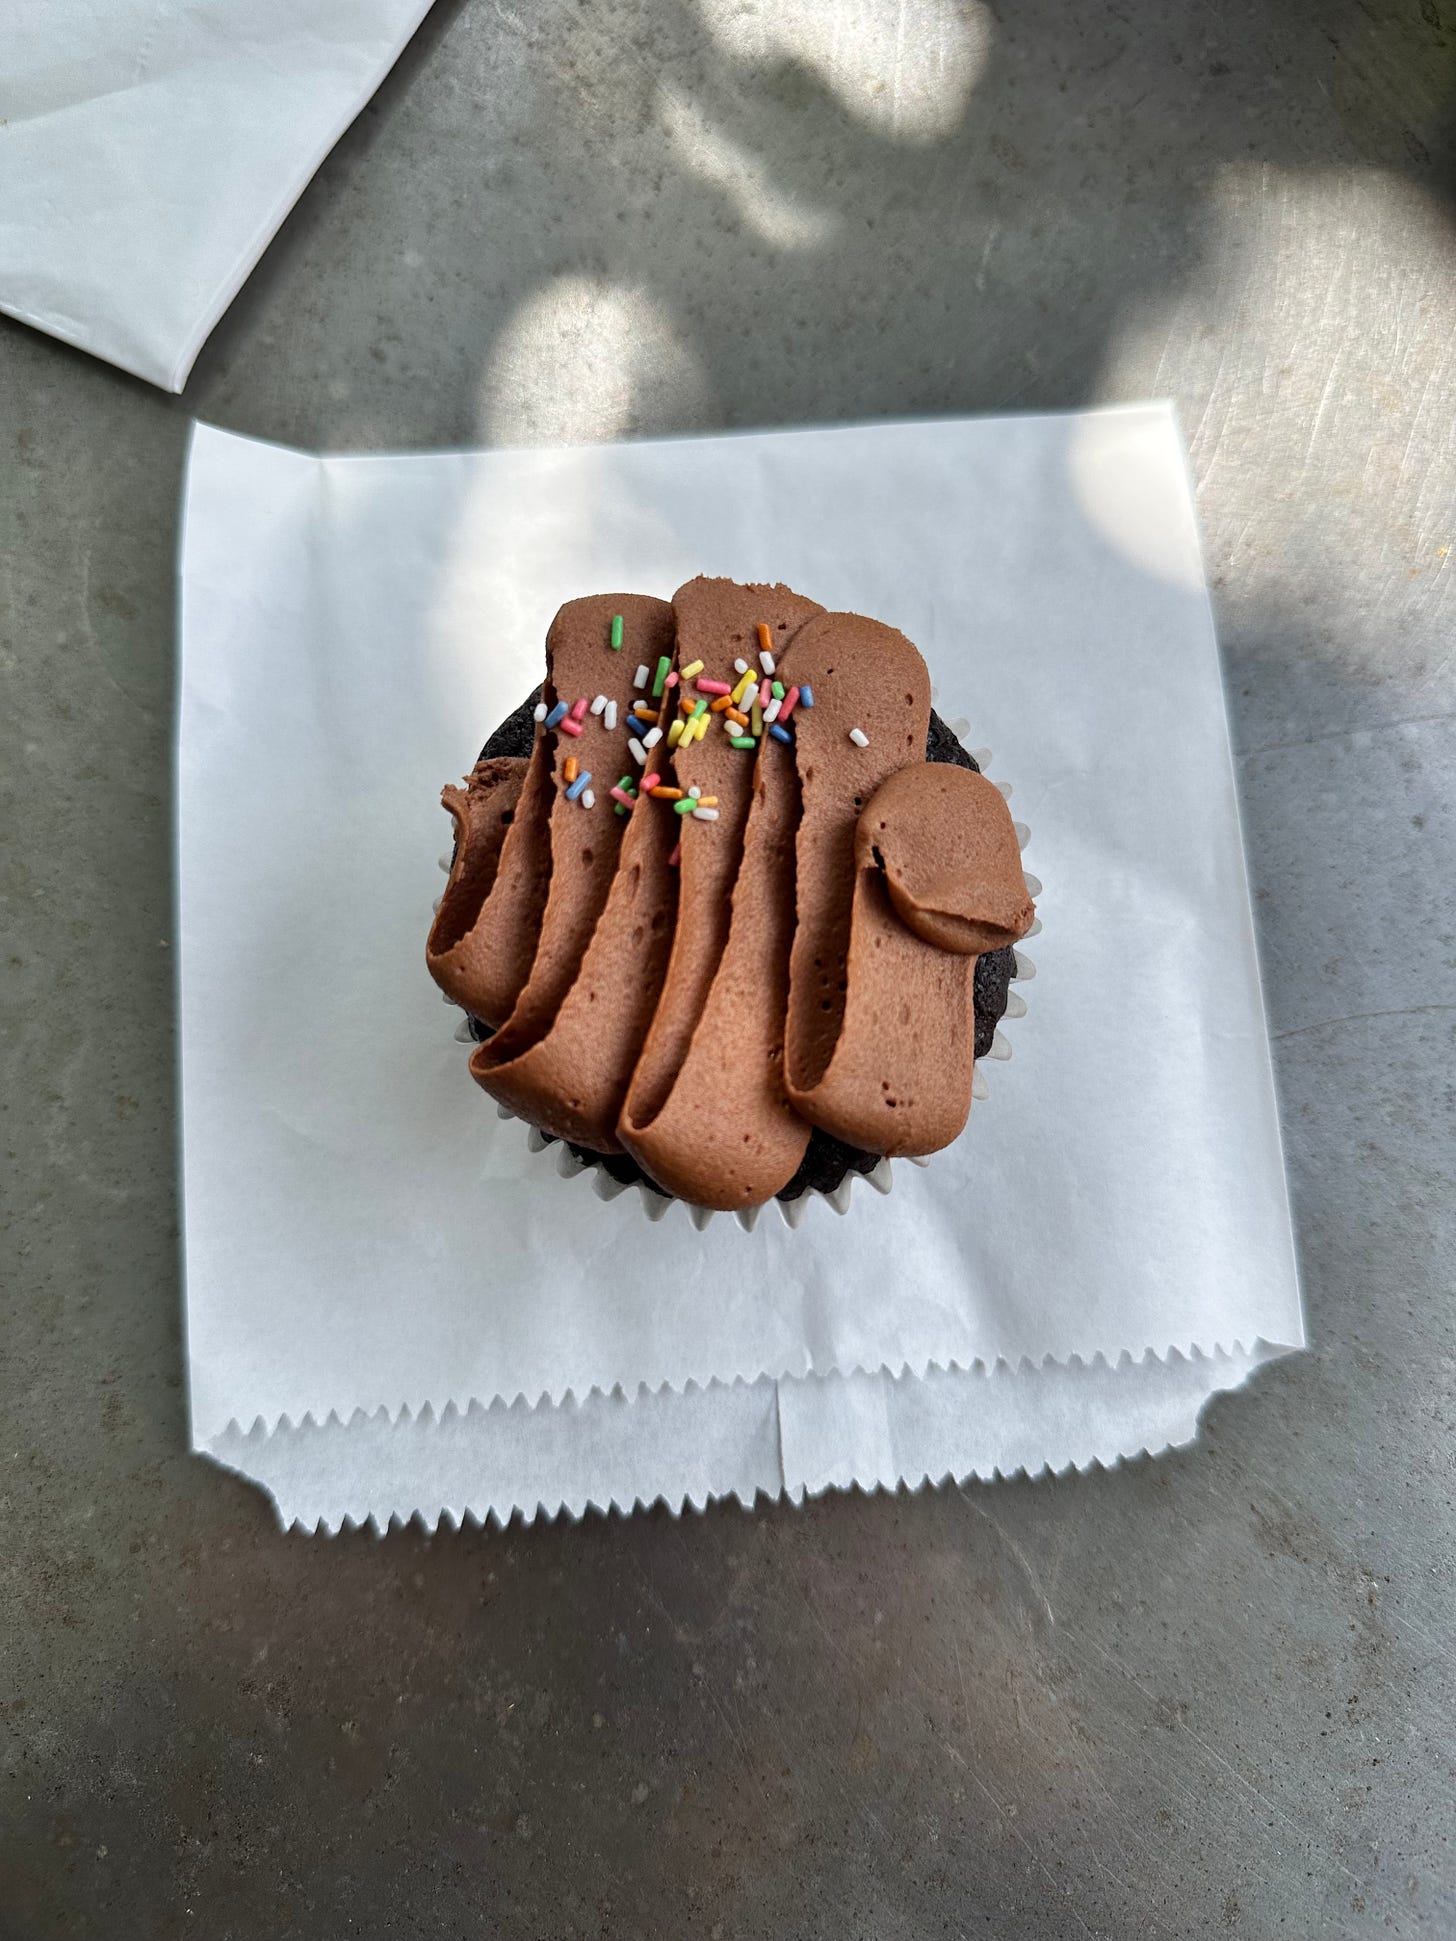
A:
[769,723,794,745]
[798,684,814,708]
[626,713,650,735]
[544,700,569,728]
[565,770,592,801]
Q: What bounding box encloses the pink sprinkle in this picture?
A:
[664,671,679,691]
[569,696,589,721]
[696,678,732,696]
[758,678,772,708]
[559,716,584,737]
[640,773,661,793]
[779,685,801,722]
[667,840,682,868]
[609,785,636,810]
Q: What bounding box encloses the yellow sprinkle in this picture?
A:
[694,715,710,742]
[667,719,685,748]
[564,756,578,784]
[751,700,763,735]
[680,659,705,680]
[730,671,756,705]
[696,795,719,806]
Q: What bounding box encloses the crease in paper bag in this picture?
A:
[205,1345,1282,1534]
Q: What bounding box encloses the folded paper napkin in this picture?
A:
[3,0,432,389]
[178,407,1303,1532]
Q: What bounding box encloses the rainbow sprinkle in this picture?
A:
[799,684,815,708]
[734,657,749,674]
[771,680,785,700]
[680,659,704,680]
[697,678,731,696]
[633,664,648,689]
[672,797,697,816]
[692,805,720,821]
[610,613,623,650]
[533,702,548,722]
[848,727,870,748]
[544,700,568,729]
[779,685,801,722]
[650,785,683,800]
[559,716,583,737]
[667,720,685,749]
[604,700,618,732]
[769,724,794,746]
[651,656,671,698]
[756,622,773,657]
[729,735,756,749]
[565,769,591,801]
[570,696,589,721]
[590,693,608,716]
[730,670,756,706]
[564,756,578,784]
[581,788,596,809]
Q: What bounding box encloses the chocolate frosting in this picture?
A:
[856,764,1034,956]
[619,579,823,1208]
[427,584,1035,1204]
[468,594,676,1128]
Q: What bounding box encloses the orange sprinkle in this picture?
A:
[757,621,773,655]
[650,786,684,800]
[726,707,748,727]
[709,694,734,713]
[679,695,696,715]
[696,795,719,807]
[564,756,578,784]
[633,705,659,722]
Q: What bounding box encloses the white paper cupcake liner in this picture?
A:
[438,740,1036,1232]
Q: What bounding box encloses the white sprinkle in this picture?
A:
[581,788,596,809]
[688,784,702,799]
[762,697,782,725]
[590,693,608,716]
[604,700,618,732]
[533,702,548,722]
[628,736,648,767]
[692,805,719,821]
[758,649,776,675]
[848,726,870,748]
[734,656,749,674]
[643,725,663,750]
[633,664,649,689]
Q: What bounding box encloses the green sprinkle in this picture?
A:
[691,697,708,718]
[771,680,785,700]
[614,802,629,816]
[617,774,635,792]
[729,735,756,749]
[610,613,623,650]
[651,655,671,698]
[672,797,697,815]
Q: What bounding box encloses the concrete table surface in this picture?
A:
[3,2,1453,1935]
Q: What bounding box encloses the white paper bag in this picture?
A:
[177,406,1303,1530]
[2,0,432,389]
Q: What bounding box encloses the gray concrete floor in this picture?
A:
[3,2,1454,1935]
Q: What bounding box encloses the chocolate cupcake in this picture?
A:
[427,579,1036,1221]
